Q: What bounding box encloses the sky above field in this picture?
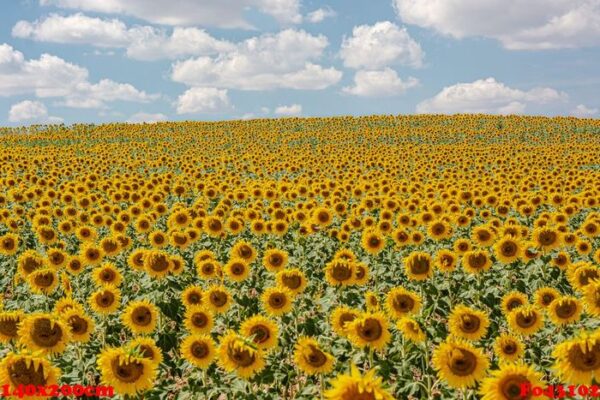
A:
[1,0,599,125]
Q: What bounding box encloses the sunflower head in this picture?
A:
[462,250,492,274]
[276,269,307,295]
[331,306,360,337]
[347,311,391,351]
[263,248,288,272]
[0,310,25,342]
[224,258,251,282]
[548,296,582,326]
[507,305,544,336]
[493,333,524,363]
[0,351,60,394]
[448,305,490,341]
[324,259,355,286]
[97,347,157,396]
[293,337,334,375]
[261,286,293,316]
[181,334,216,369]
[89,285,121,315]
[324,364,394,400]
[62,308,95,343]
[479,362,545,400]
[501,292,528,315]
[404,252,434,281]
[27,268,59,295]
[396,317,426,344]
[240,315,279,350]
[553,332,600,385]
[385,287,422,319]
[18,313,71,355]
[217,331,266,379]
[183,305,214,335]
[122,300,159,335]
[432,337,489,389]
[203,285,232,314]
[181,286,203,308]
[127,337,163,366]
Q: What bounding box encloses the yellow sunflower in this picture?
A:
[18,313,71,355]
[553,332,600,385]
[89,285,121,315]
[240,314,279,351]
[27,267,59,295]
[203,285,232,314]
[448,305,490,341]
[533,287,560,309]
[0,351,60,398]
[217,331,266,379]
[143,250,171,279]
[435,249,458,273]
[432,337,489,389]
[97,347,157,396]
[92,262,123,287]
[493,333,524,363]
[462,250,492,274]
[62,308,95,343]
[385,287,422,319]
[127,337,163,366]
[197,259,222,280]
[324,364,394,400]
[294,337,335,375]
[231,241,257,264]
[183,305,214,334]
[331,306,360,337]
[479,362,545,400]
[396,317,426,344]
[276,269,307,295]
[122,300,159,335]
[262,248,288,272]
[507,305,544,336]
[347,311,391,351]
[0,310,25,342]
[324,259,355,286]
[501,291,528,315]
[361,229,386,255]
[180,334,216,369]
[583,280,600,316]
[547,296,583,325]
[181,285,203,308]
[261,286,294,317]
[224,258,251,282]
[493,236,522,264]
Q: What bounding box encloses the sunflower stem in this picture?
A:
[319,374,324,400]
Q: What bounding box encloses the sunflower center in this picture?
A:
[239,245,252,259]
[355,266,366,279]
[187,293,201,304]
[150,255,170,272]
[306,344,327,367]
[101,270,115,282]
[282,274,301,289]
[132,307,152,326]
[268,293,286,309]
[368,237,381,247]
[96,291,115,307]
[110,359,144,383]
[191,341,209,358]
[542,294,555,306]
[103,241,118,253]
[22,257,42,274]
[210,292,227,307]
[555,301,577,319]
[250,325,270,344]
[202,263,215,275]
[357,318,383,342]
[191,312,208,328]
[507,299,523,311]
[331,262,352,281]
[269,254,283,267]
[467,253,487,269]
[139,345,155,360]
[501,375,530,400]
[67,315,88,335]
[538,231,557,246]
[9,360,47,386]
[448,349,477,376]
[228,345,256,367]
[231,263,245,275]
[31,318,63,348]
[501,242,517,256]
[2,238,15,250]
[393,295,414,313]
[568,344,600,371]
[0,317,19,338]
[503,343,517,355]
[516,312,537,328]
[339,313,357,328]
[33,272,55,288]
[460,315,480,333]
[579,269,599,286]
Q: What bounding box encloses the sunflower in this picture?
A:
[493,333,524,363]
[365,291,380,311]
[180,334,216,369]
[127,249,147,271]
[196,259,221,280]
[294,337,334,375]
[62,308,95,343]
[0,310,25,342]
[533,287,560,309]
[261,287,294,317]
[583,280,600,316]
[203,285,232,314]
[126,337,163,366]
[448,305,490,341]
[0,351,60,398]
[18,313,71,355]
[89,285,121,315]
[240,315,279,351]
[224,258,251,282]
[453,238,472,254]
[507,305,544,336]
[54,296,83,316]
[97,347,157,396]
[143,250,171,279]
[231,241,257,264]
[181,286,203,308]
[353,262,369,285]
[404,252,434,281]
[346,311,391,351]
[501,291,528,315]
[428,219,452,240]
[532,227,562,252]
[472,226,496,247]
[547,296,582,325]
[324,259,355,286]
[65,255,85,275]
[462,250,492,274]
[568,263,599,292]
[553,332,600,384]
[183,305,214,334]
[0,233,19,256]
[324,364,394,400]
[46,248,68,269]
[27,267,59,295]
[396,317,426,344]
[122,300,159,335]
[263,248,288,272]
[148,231,168,248]
[169,254,185,275]
[361,229,386,255]
[100,236,121,257]
[432,337,489,389]
[331,306,360,337]
[479,362,545,400]
[276,269,307,295]
[217,331,266,379]
[385,287,422,319]
[493,236,522,264]
[92,262,123,287]
[435,249,457,273]
[17,250,44,278]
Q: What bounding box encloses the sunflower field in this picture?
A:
[1,114,600,399]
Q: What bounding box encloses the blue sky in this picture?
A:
[1,0,599,125]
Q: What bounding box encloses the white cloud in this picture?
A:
[572,104,598,117]
[13,14,234,60]
[0,43,157,108]
[8,100,63,123]
[176,87,230,114]
[40,0,302,28]
[275,104,302,115]
[172,29,342,90]
[393,0,600,50]
[416,77,567,114]
[340,21,424,69]
[126,112,168,123]
[307,7,336,23]
[343,68,419,97]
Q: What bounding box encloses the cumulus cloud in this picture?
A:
[126,112,168,123]
[39,0,302,28]
[176,87,230,114]
[0,43,157,108]
[340,21,424,69]
[307,7,336,23]
[571,104,598,117]
[393,0,600,50]
[171,29,342,90]
[8,100,63,123]
[416,77,567,114]
[275,104,302,115]
[13,14,234,60]
[343,68,418,97]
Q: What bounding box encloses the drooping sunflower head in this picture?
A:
[493,333,524,363]
[62,308,95,343]
[180,334,216,369]
[217,331,266,379]
[448,305,490,341]
[385,287,422,319]
[324,364,394,400]
[479,362,545,400]
[183,305,214,335]
[396,317,426,344]
[432,337,489,389]
[331,306,360,337]
[18,313,71,355]
[507,305,544,336]
[404,251,434,281]
[261,286,293,317]
[347,312,391,351]
[0,351,60,395]
[97,347,157,396]
[548,296,583,326]
[293,337,334,375]
[122,300,159,335]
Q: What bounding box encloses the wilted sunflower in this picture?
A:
[553,332,600,384]
[217,331,266,379]
[181,334,216,369]
[128,337,163,366]
[404,252,434,281]
[432,337,489,389]
[324,364,393,400]
[361,229,386,255]
[181,286,203,308]
[324,259,355,286]
[18,313,71,355]
[385,287,422,319]
[462,250,492,274]
[261,287,293,317]
[27,267,58,295]
[547,296,582,325]
[507,305,544,336]
[448,305,490,341]
[0,351,60,397]
[293,337,334,375]
[89,285,121,315]
[122,300,159,335]
[396,317,426,344]
[92,262,123,287]
[493,236,522,264]
[183,305,214,334]
[224,258,250,282]
[62,308,95,343]
[0,310,24,342]
[331,306,360,337]
[501,291,528,315]
[97,347,157,396]
[493,333,524,363]
[240,315,279,351]
[203,285,232,314]
[533,287,560,309]
[479,362,545,400]
[263,248,288,272]
[347,311,391,351]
